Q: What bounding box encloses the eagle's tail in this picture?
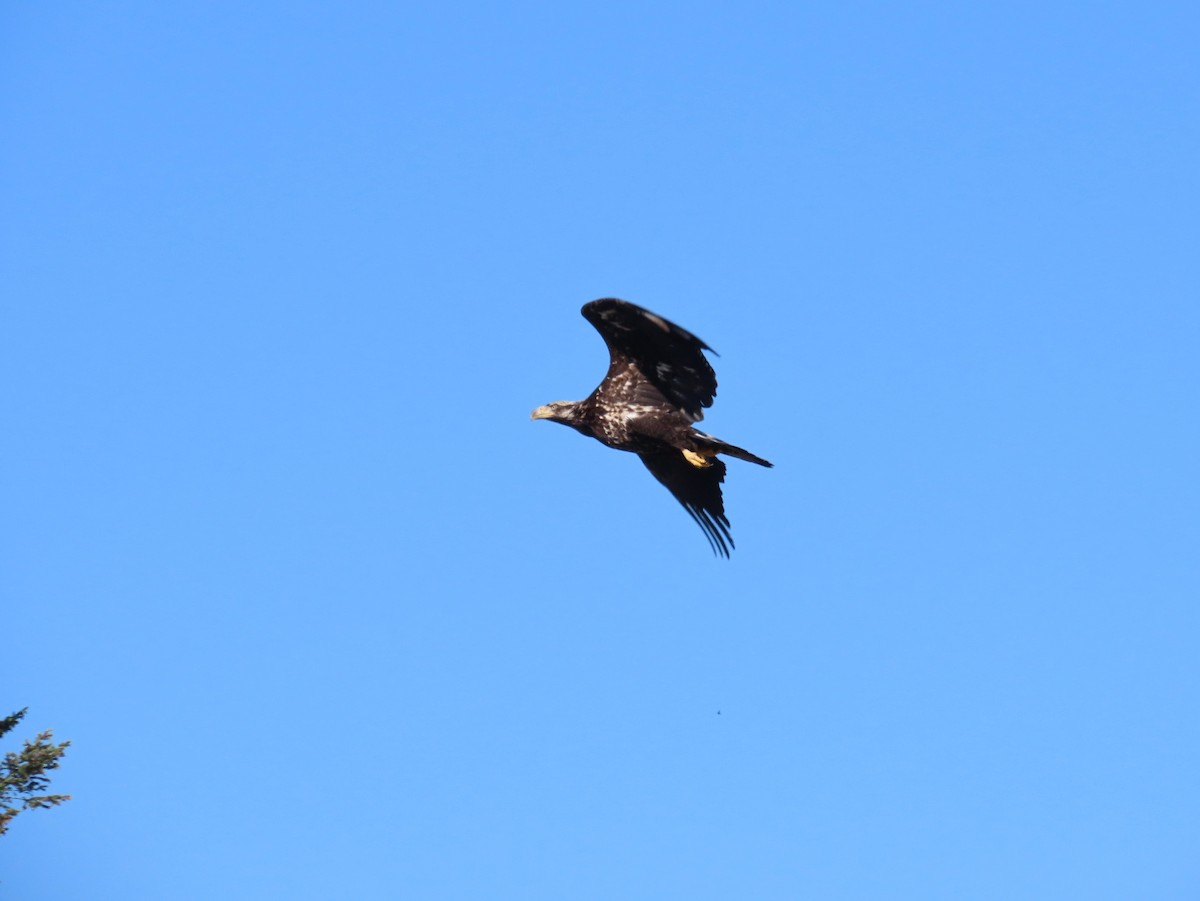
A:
[693,432,773,468]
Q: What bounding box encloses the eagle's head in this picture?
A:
[530,401,581,424]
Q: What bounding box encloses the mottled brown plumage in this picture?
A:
[532,298,772,556]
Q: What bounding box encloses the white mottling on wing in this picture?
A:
[620,404,659,423]
[642,312,669,332]
[599,309,630,330]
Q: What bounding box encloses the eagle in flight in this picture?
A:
[532,298,772,556]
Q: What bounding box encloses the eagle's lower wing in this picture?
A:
[638,452,733,557]
[582,298,717,421]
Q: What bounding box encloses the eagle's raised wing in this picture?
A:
[582,298,717,422]
[638,451,733,557]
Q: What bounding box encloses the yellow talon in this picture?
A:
[682,449,713,468]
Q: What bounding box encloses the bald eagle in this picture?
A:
[532,298,772,556]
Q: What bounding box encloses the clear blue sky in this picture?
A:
[3,3,1198,898]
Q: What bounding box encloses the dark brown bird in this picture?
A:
[532,298,772,556]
